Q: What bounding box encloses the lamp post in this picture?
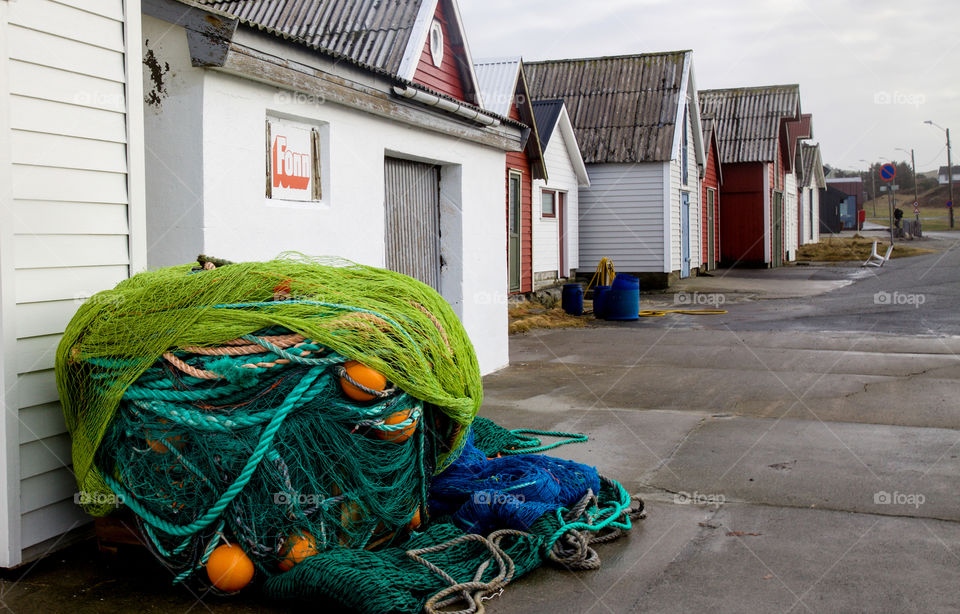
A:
[924,120,954,229]
[859,159,877,216]
[895,147,918,222]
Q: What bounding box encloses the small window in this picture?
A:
[429,20,444,68]
[682,105,689,185]
[266,116,323,202]
[542,190,556,217]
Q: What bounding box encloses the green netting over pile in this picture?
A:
[56,255,482,517]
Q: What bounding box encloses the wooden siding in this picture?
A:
[578,163,664,272]
[2,0,141,560]
[784,171,798,260]
[667,103,700,273]
[719,162,766,264]
[506,151,532,293]
[533,121,579,282]
[701,141,721,266]
[412,1,466,102]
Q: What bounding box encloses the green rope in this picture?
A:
[103,367,322,538]
[499,428,589,455]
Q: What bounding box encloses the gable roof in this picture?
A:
[699,85,801,164]
[530,99,564,151]
[199,0,483,103]
[530,99,589,186]
[524,51,695,163]
[800,143,825,188]
[199,0,421,76]
[473,57,547,180]
[701,116,723,184]
[474,56,523,117]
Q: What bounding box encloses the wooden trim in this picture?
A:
[124,0,147,275]
[397,0,438,81]
[310,127,322,201]
[218,43,523,152]
[264,118,272,198]
[540,188,557,218]
[0,0,22,567]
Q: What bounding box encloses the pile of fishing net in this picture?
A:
[56,255,642,613]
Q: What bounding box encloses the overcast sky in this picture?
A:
[459,0,960,174]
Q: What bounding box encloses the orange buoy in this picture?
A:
[376,407,418,443]
[146,419,184,454]
[408,507,422,530]
[339,360,386,402]
[278,532,318,571]
[206,543,254,592]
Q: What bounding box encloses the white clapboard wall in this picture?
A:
[0,0,145,566]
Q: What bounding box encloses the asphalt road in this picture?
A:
[477,232,960,613]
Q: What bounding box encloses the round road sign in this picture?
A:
[879,163,896,181]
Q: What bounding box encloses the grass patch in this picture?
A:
[508,303,588,334]
[797,235,936,262]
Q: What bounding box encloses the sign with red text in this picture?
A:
[268,118,315,201]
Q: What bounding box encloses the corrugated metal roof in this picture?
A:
[531,99,563,151]
[800,142,824,188]
[698,85,800,164]
[199,0,423,76]
[524,51,689,163]
[473,57,521,117]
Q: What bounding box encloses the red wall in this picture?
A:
[412,2,467,101]
[701,143,721,265]
[719,162,766,264]
[506,151,532,293]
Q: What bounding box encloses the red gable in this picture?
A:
[412,1,467,101]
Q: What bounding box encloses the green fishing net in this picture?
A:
[56,254,481,524]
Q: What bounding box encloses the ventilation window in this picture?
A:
[429,20,444,68]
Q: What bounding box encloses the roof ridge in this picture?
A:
[524,49,691,64]
[700,84,800,94]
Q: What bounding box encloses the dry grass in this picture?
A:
[797,235,936,262]
[508,303,588,334]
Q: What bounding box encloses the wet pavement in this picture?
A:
[3,233,959,613]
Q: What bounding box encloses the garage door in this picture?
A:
[384,157,441,290]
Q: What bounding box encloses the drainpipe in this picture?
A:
[392,85,500,127]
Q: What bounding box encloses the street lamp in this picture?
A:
[859,158,877,216]
[895,147,918,221]
[924,120,954,229]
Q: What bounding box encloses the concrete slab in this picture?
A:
[479,407,707,493]
[646,416,960,521]
[493,500,711,614]
[493,329,960,429]
[633,502,960,613]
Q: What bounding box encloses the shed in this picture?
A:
[783,113,813,260]
[141,0,525,375]
[473,57,547,294]
[700,85,802,267]
[0,0,147,565]
[798,143,826,244]
[529,99,590,287]
[700,117,723,270]
[526,51,706,287]
[819,185,847,235]
[825,177,864,230]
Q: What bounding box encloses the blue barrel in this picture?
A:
[611,273,640,292]
[592,285,611,319]
[604,289,640,320]
[561,283,584,316]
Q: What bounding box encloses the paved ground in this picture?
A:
[3,232,958,613]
